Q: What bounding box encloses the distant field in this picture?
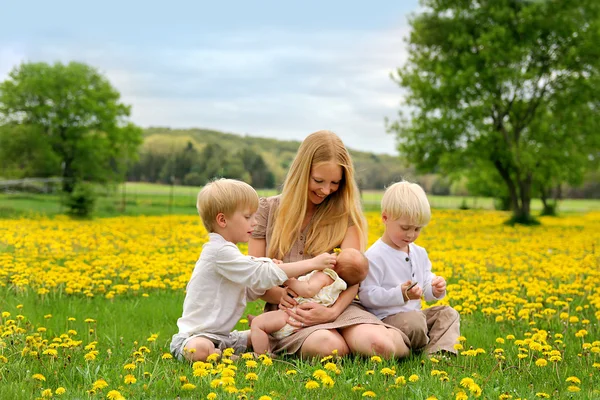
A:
[0,182,597,218]
[116,183,600,212]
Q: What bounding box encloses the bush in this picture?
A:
[65,182,96,217]
[494,197,511,211]
[183,172,204,187]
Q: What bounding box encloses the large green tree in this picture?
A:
[390,0,600,223]
[0,61,142,193]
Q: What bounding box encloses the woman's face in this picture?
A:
[307,161,343,205]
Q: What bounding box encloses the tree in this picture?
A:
[238,148,275,188]
[0,61,142,193]
[389,0,600,223]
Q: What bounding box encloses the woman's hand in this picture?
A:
[284,302,335,328]
[278,287,298,310]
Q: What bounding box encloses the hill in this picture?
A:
[137,127,414,190]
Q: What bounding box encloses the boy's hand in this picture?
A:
[431,276,446,298]
[401,280,422,302]
[312,252,337,270]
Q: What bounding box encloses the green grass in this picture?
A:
[1,184,598,219]
[1,289,596,399]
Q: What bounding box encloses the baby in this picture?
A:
[250,248,369,354]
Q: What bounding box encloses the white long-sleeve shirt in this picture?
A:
[359,239,445,319]
[175,233,288,336]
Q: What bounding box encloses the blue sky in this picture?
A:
[0,0,420,154]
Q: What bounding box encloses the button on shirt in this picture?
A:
[359,239,444,319]
[175,233,288,336]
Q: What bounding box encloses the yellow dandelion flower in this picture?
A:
[567,386,581,393]
[322,376,335,387]
[535,393,550,398]
[324,362,337,371]
[395,376,406,385]
[460,377,474,388]
[261,357,273,366]
[362,391,377,398]
[535,358,548,367]
[55,387,66,395]
[426,397,438,400]
[258,396,272,400]
[241,352,254,359]
[124,363,136,371]
[32,373,46,381]
[181,383,196,391]
[124,374,136,384]
[161,353,173,360]
[352,385,365,392]
[286,369,297,375]
[246,360,258,368]
[245,372,258,381]
[41,388,52,398]
[370,355,382,363]
[566,376,581,385]
[313,369,328,379]
[380,367,395,376]
[455,391,468,400]
[408,374,419,382]
[206,353,220,362]
[194,368,209,377]
[365,370,375,376]
[469,383,482,397]
[92,379,108,390]
[207,393,217,400]
[496,338,505,344]
[320,355,333,362]
[305,380,320,389]
[106,390,124,400]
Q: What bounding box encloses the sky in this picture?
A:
[0,0,420,154]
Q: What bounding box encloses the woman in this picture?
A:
[249,130,409,358]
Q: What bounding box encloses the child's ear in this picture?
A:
[216,212,227,228]
[382,212,388,224]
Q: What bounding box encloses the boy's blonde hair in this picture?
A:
[197,178,259,232]
[381,181,431,226]
[268,130,367,259]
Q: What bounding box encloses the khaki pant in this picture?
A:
[382,306,460,354]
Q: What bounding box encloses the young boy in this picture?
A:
[170,178,336,362]
[358,181,460,354]
[250,248,369,354]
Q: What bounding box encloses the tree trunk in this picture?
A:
[62,158,75,194]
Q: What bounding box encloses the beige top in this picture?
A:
[251,195,313,263]
[252,195,353,263]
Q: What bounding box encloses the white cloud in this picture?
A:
[0,25,412,154]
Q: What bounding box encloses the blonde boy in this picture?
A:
[358,181,460,354]
[170,178,336,362]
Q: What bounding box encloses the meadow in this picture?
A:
[1,182,599,219]
[1,208,599,399]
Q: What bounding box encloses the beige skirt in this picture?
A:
[267,302,407,355]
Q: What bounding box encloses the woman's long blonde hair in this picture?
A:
[268,130,367,259]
